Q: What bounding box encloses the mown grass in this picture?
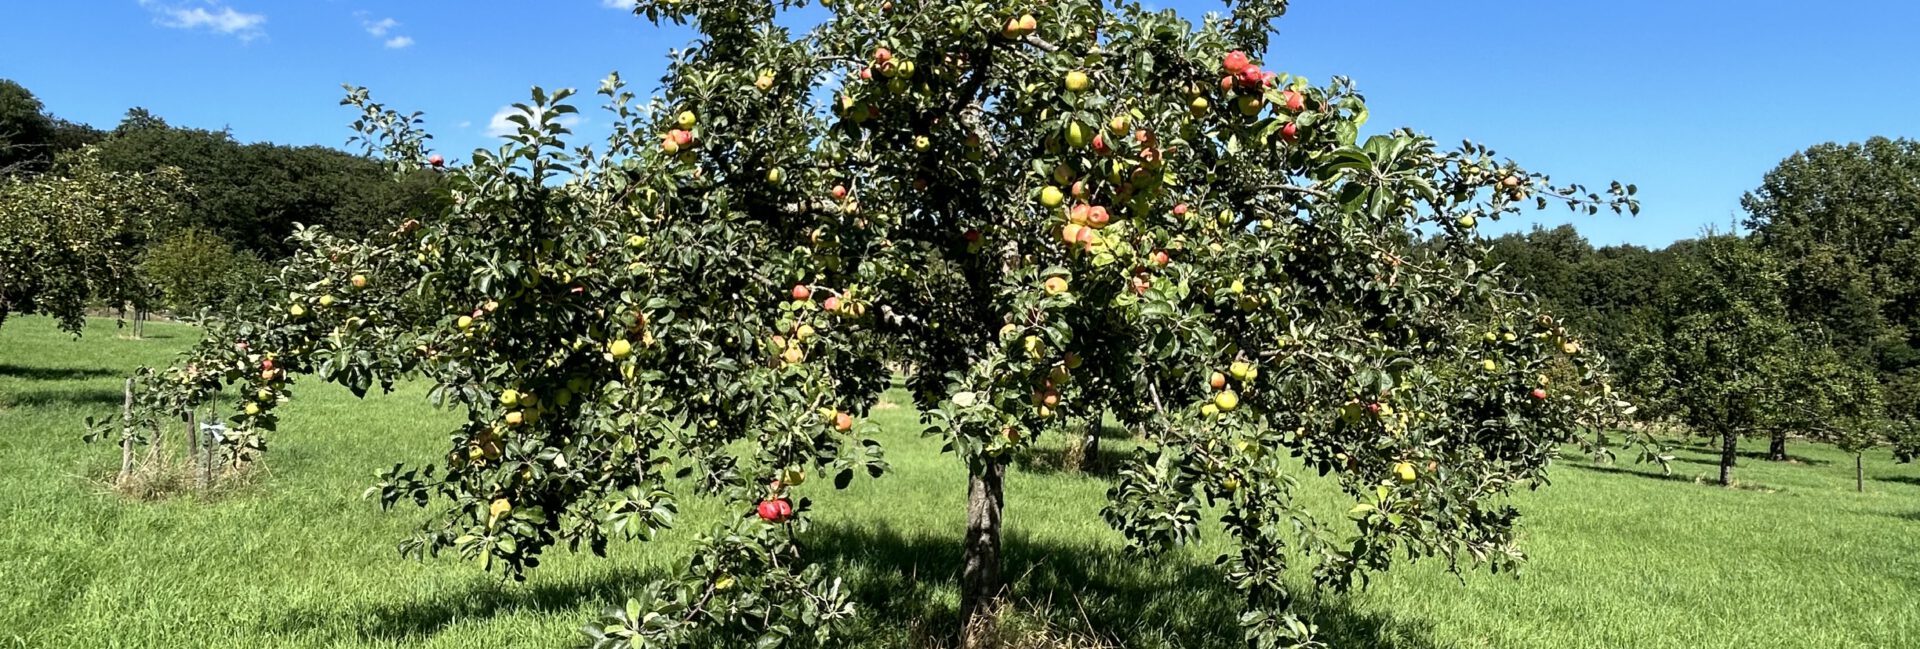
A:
[3,315,1918,648]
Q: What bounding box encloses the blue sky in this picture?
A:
[3,1,1916,247]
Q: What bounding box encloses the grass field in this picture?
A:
[3,315,1919,648]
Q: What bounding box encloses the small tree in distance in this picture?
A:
[0,148,185,337]
[100,1,1660,646]
[1647,233,1882,487]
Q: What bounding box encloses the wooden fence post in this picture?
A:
[186,410,202,489]
[117,378,134,485]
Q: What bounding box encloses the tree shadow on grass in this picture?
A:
[266,566,667,642]
[0,363,118,381]
[804,522,1439,649]
[1564,462,1786,492]
[1562,462,1700,484]
[1878,474,1920,488]
[1011,439,1140,480]
[0,387,129,409]
[280,523,1440,648]
[1671,444,1829,466]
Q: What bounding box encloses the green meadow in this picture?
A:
[3,316,1917,648]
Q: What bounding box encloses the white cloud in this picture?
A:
[602,0,640,9]
[357,15,412,49]
[456,120,474,130]
[363,17,398,36]
[140,1,266,41]
[486,105,583,137]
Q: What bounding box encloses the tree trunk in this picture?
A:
[117,378,134,485]
[1078,411,1101,471]
[134,309,146,339]
[960,458,1008,648]
[1856,453,1865,493]
[1718,430,1737,487]
[1767,431,1787,461]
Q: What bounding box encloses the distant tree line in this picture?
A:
[0,78,445,326]
[1485,137,1920,483]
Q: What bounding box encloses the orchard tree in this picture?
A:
[104,1,1660,647]
[1743,138,1920,429]
[1891,419,1920,464]
[1645,234,1855,486]
[140,227,270,317]
[0,79,56,175]
[0,148,186,336]
[1761,341,1881,464]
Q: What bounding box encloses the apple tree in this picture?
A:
[102,1,1660,647]
[0,148,185,337]
[1640,233,1879,486]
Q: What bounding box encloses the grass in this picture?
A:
[3,315,1919,648]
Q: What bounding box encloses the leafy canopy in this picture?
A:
[107,1,1655,646]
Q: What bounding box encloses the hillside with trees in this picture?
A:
[1485,138,1920,476]
[0,78,444,324]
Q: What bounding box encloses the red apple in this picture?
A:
[756,498,795,523]
[1172,203,1189,216]
[823,296,842,312]
[834,411,854,431]
[1530,388,1549,401]
[1151,250,1171,266]
[1219,76,1236,92]
[1086,206,1110,228]
[428,154,444,167]
[832,184,849,200]
[1283,90,1305,112]
[792,284,812,301]
[1237,65,1264,87]
[1281,122,1299,142]
[1223,50,1250,74]
[874,47,893,64]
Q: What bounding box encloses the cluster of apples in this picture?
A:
[497,387,544,428]
[1200,360,1258,418]
[777,284,868,365]
[1477,325,1560,402]
[454,299,501,336]
[1048,135,1162,253]
[1029,354,1077,420]
[999,13,1037,39]
[243,355,286,417]
[1122,235,1177,296]
[660,110,698,154]
[1216,50,1307,141]
[756,464,810,523]
[836,46,924,124]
